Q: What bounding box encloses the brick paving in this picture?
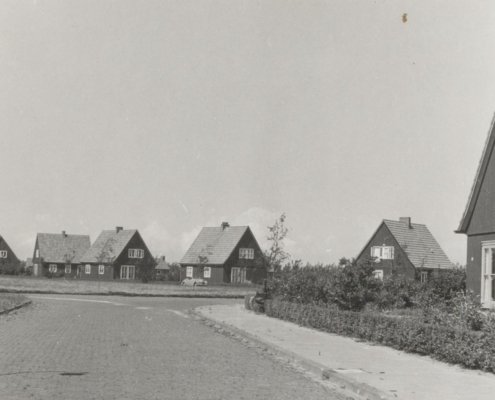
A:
[0,295,335,400]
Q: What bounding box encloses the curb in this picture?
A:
[191,308,395,400]
[0,289,246,299]
[0,300,32,316]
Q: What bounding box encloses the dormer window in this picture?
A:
[239,248,254,259]
[128,249,144,258]
[371,246,394,260]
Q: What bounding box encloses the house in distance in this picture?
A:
[180,222,266,284]
[79,227,155,280]
[0,234,21,274]
[456,115,495,308]
[32,231,91,277]
[356,217,453,282]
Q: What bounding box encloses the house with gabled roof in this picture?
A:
[32,231,91,277]
[0,235,21,274]
[356,217,453,282]
[180,222,266,284]
[456,115,495,307]
[79,226,155,281]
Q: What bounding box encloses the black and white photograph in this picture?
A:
[1,1,495,399]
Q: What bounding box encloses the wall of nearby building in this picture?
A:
[467,149,495,236]
[356,223,416,279]
[465,233,495,296]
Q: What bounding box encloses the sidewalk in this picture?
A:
[195,304,495,400]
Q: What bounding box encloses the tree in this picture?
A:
[265,213,290,274]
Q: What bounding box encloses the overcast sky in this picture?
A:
[1,1,495,264]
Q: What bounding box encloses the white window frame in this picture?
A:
[239,248,254,260]
[85,264,91,274]
[35,249,39,258]
[120,265,135,280]
[186,266,193,278]
[371,246,394,260]
[373,269,384,280]
[49,264,57,273]
[0,250,7,258]
[128,249,144,259]
[420,271,428,284]
[65,264,71,274]
[98,264,105,275]
[481,240,495,308]
[204,266,211,278]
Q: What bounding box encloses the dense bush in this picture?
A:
[265,299,495,372]
[267,259,381,311]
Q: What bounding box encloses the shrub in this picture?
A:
[265,299,495,372]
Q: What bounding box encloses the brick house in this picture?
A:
[79,227,155,280]
[356,217,453,282]
[0,235,21,274]
[456,115,495,307]
[180,222,266,284]
[32,231,91,277]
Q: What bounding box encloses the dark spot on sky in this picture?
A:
[402,13,408,23]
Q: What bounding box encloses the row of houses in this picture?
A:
[0,223,267,285]
[1,112,495,299]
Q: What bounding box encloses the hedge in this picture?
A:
[264,299,495,372]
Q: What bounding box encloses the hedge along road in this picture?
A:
[0,295,337,400]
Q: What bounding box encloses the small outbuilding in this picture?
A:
[356,217,453,282]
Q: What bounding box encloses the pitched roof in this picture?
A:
[37,233,91,264]
[180,225,251,265]
[383,219,453,270]
[80,229,137,264]
[457,113,495,233]
[155,257,169,270]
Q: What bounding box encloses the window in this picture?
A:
[186,266,193,278]
[0,250,7,258]
[373,270,384,280]
[85,264,91,274]
[239,248,254,259]
[128,249,144,258]
[49,264,57,273]
[204,266,211,278]
[420,271,428,284]
[98,265,105,275]
[120,265,135,279]
[35,249,39,258]
[65,265,71,274]
[371,246,394,261]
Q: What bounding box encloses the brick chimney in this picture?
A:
[161,256,166,261]
[116,226,123,233]
[221,222,230,230]
[399,217,412,229]
[62,230,67,237]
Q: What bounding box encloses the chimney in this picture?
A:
[62,230,67,237]
[116,226,123,233]
[161,256,166,261]
[399,217,412,229]
[221,222,230,230]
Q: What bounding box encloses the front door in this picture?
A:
[481,242,495,308]
[120,265,135,280]
[231,267,246,284]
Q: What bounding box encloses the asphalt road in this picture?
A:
[0,295,335,400]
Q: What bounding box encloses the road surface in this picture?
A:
[0,295,336,399]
